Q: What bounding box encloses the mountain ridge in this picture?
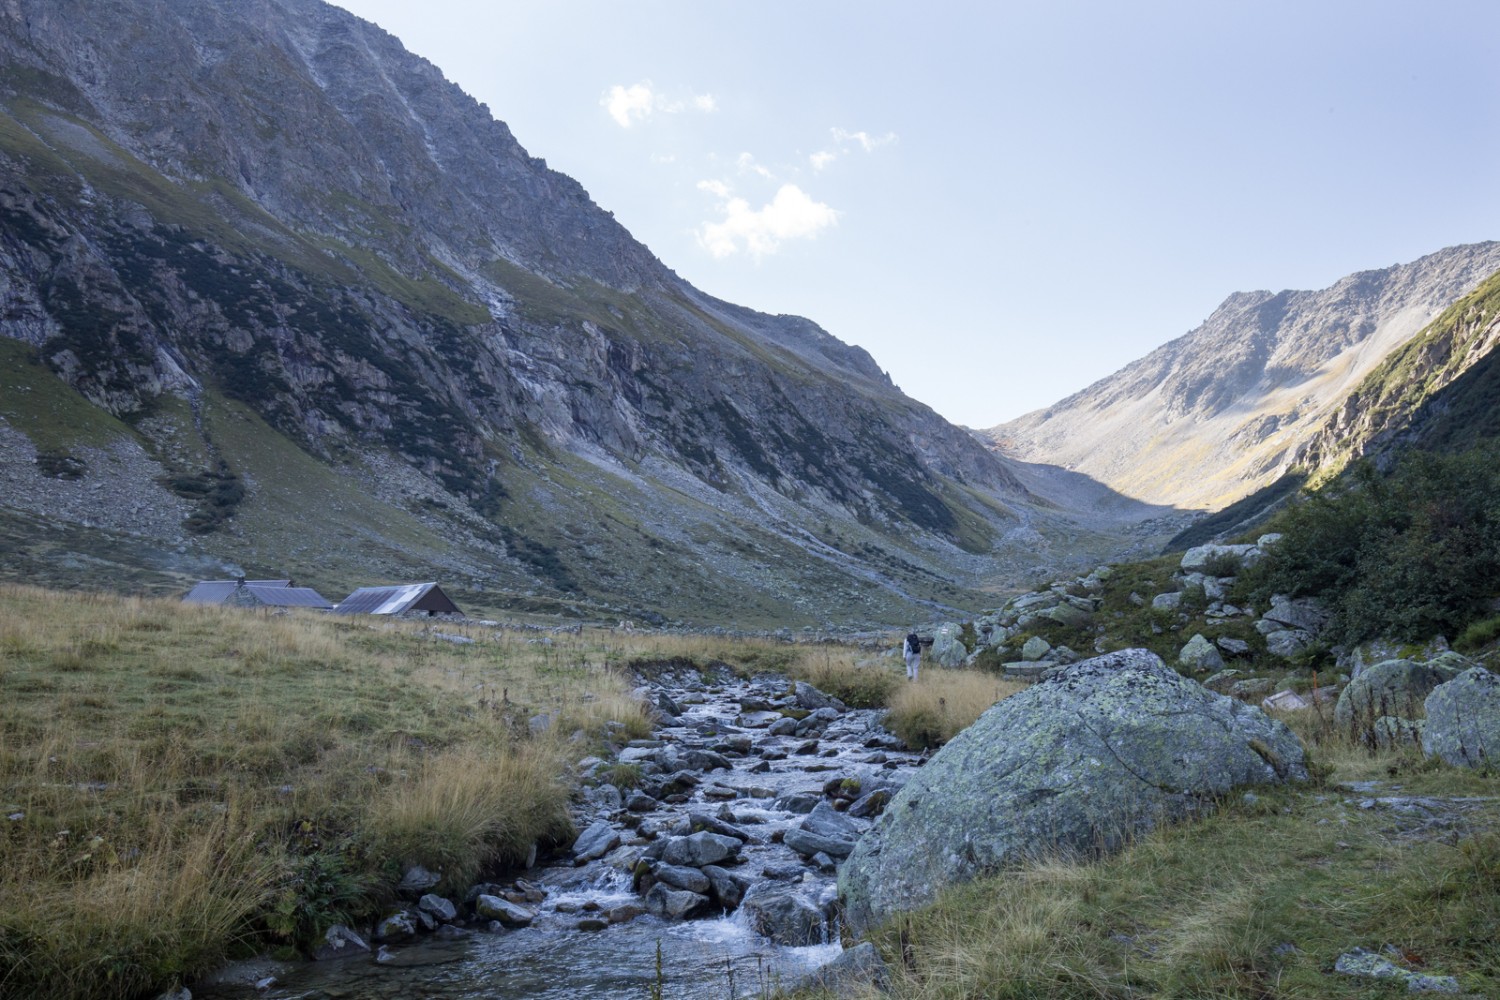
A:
[0,0,1129,625]
[988,243,1500,510]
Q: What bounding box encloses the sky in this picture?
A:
[330,0,1500,427]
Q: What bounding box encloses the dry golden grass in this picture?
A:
[368,740,575,891]
[792,648,903,709]
[0,584,689,999]
[884,669,1027,749]
[1,815,274,1000]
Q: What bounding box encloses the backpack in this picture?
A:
[906,632,920,655]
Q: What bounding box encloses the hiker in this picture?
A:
[904,631,922,681]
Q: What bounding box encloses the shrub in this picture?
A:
[265,848,380,953]
[1457,615,1500,653]
[1245,447,1500,644]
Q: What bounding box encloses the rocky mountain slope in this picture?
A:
[0,0,1145,624]
[1291,267,1500,476]
[988,244,1500,510]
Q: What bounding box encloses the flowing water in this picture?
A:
[194,668,922,999]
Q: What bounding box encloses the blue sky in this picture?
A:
[331,0,1500,427]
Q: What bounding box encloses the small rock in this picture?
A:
[418,894,457,923]
[573,820,621,864]
[642,882,709,920]
[397,865,441,899]
[608,903,645,923]
[1334,947,1459,993]
[651,863,712,895]
[742,885,826,946]
[803,941,889,996]
[311,924,370,961]
[474,895,534,927]
[374,910,417,944]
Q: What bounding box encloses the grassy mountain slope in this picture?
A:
[0,0,1134,624]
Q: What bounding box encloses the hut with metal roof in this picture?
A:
[334,582,462,617]
[183,579,334,610]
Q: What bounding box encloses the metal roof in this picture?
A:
[242,585,334,609]
[334,583,461,615]
[183,580,292,604]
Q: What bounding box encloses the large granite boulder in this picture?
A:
[929,623,968,668]
[1333,659,1447,736]
[1422,667,1500,768]
[1339,637,1449,678]
[838,649,1307,933]
[1260,595,1329,634]
[783,801,861,859]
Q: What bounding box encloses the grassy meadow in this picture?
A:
[0,585,948,1000]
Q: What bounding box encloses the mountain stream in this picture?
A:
[192,666,922,999]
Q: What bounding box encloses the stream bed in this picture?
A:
[192,665,922,1000]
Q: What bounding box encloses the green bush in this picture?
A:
[265,849,379,953]
[1245,446,1500,644]
[1456,615,1500,653]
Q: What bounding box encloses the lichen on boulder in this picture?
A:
[1422,666,1500,768]
[1333,659,1446,737]
[838,648,1307,933]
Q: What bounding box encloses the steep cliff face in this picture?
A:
[988,244,1500,510]
[0,0,1053,622]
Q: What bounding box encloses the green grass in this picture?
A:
[0,337,136,453]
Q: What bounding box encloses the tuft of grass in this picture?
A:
[884,671,1026,750]
[794,649,903,709]
[0,817,275,1000]
[368,741,574,892]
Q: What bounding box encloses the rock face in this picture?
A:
[1422,667,1500,768]
[0,0,1044,624]
[838,649,1308,932]
[989,244,1500,509]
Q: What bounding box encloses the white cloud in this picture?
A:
[832,127,898,152]
[697,183,838,259]
[603,83,655,127]
[602,81,717,127]
[809,150,837,171]
[736,151,774,179]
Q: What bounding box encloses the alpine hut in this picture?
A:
[182,578,334,610]
[333,582,462,617]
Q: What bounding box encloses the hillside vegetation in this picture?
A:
[1241,443,1500,647]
